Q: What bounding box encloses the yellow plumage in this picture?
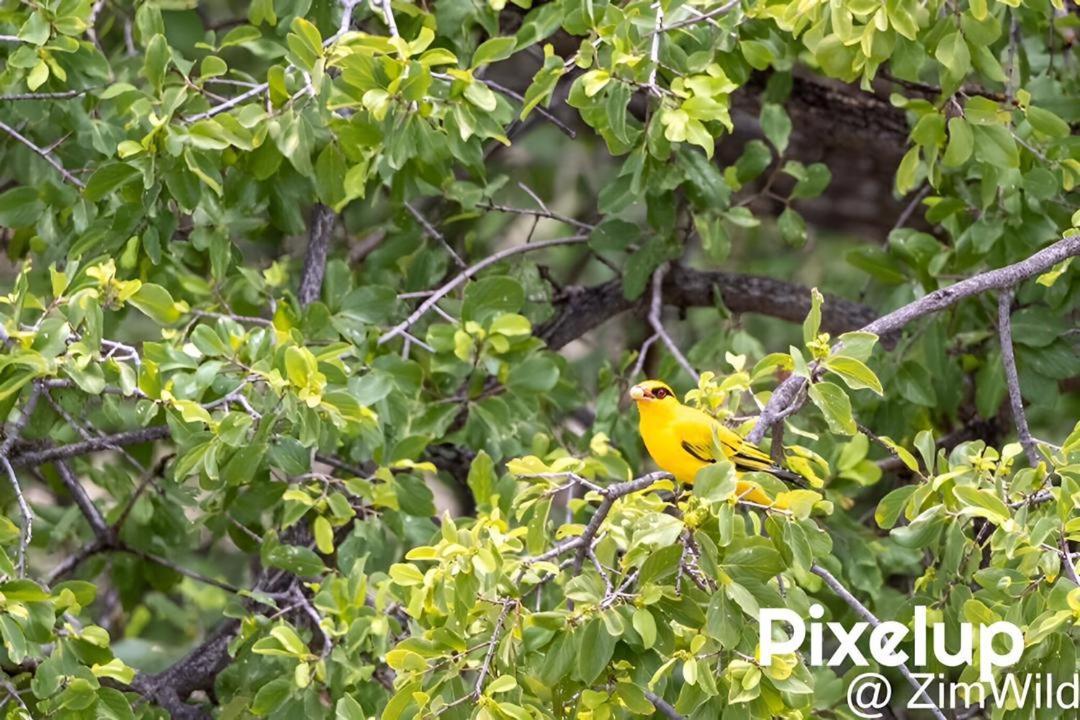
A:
[629,379,799,506]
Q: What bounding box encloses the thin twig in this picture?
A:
[405,202,466,268]
[55,460,110,540]
[996,289,1038,467]
[812,564,950,720]
[649,265,700,382]
[572,472,669,574]
[643,690,684,720]
[1,458,32,576]
[630,333,660,379]
[0,120,86,188]
[657,0,739,32]
[10,425,171,467]
[293,586,333,657]
[378,235,588,345]
[0,88,93,101]
[379,0,399,36]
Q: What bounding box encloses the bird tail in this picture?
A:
[730,451,808,489]
[763,465,809,489]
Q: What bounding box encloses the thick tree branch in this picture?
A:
[539,265,878,350]
[299,204,335,307]
[749,234,1080,444]
[10,425,171,467]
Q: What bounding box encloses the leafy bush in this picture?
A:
[0,0,1077,718]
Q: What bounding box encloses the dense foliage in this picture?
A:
[0,0,1078,718]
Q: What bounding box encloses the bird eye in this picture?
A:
[654,388,668,399]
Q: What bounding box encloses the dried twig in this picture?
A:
[378,235,588,345]
[648,265,700,382]
[405,202,466,268]
[658,0,739,32]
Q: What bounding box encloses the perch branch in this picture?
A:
[748,234,1080,444]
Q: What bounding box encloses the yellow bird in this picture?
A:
[629,379,802,506]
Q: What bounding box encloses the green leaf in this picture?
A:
[143,34,171,93]
[694,461,736,503]
[0,187,44,228]
[778,207,806,248]
[953,486,1010,524]
[1026,106,1070,139]
[942,117,973,167]
[266,545,326,577]
[935,31,971,80]
[802,288,823,344]
[589,219,640,252]
[84,163,141,202]
[18,12,50,45]
[467,450,495,507]
[807,381,856,435]
[507,355,559,394]
[875,486,917,528]
[897,362,937,406]
[760,104,792,153]
[622,237,675,300]
[789,163,831,199]
[472,37,517,67]
[576,619,616,684]
[972,124,1019,168]
[252,678,293,715]
[632,608,657,649]
[462,276,524,323]
[464,82,498,112]
[129,284,183,324]
[313,516,334,554]
[824,356,884,395]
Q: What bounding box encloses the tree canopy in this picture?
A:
[0,0,1078,718]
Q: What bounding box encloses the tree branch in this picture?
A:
[996,289,1039,467]
[812,564,950,720]
[539,265,878,350]
[644,690,685,720]
[649,264,700,382]
[55,460,110,540]
[10,425,171,467]
[572,472,670,574]
[0,120,86,188]
[299,204,335,307]
[378,235,588,346]
[748,234,1080,444]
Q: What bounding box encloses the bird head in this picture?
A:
[629,380,679,406]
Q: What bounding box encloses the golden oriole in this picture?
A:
[629,379,802,506]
